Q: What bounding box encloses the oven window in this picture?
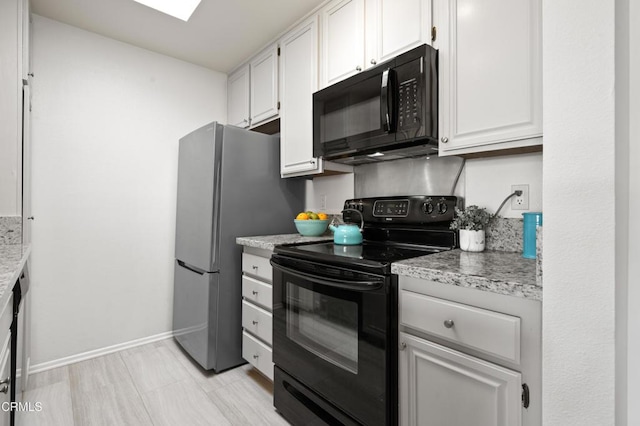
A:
[286,282,358,374]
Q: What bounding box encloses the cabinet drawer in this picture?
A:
[242,331,273,381]
[242,253,272,282]
[242,276,273,310]
[0,339,10,413]
[401,291,521,364]
[242,300,273,345]
[0,294,13,350]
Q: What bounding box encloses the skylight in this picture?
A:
[132,0,202,21]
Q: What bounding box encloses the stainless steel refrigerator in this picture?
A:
[172,122,304,372]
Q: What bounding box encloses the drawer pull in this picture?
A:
[252,320,258,325]
[0,385,7,394]
[252,290,258,296]
[0,377,8,386]
[443,319,455,329]
[253,354,259,359]
[252,265,258,271]
[400,342,407,351]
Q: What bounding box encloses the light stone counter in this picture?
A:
[0,243,31,307]
[392,249,541,301]
[236,234,332,251]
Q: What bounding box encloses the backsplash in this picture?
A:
[485,217,522,253]
[0,216,22,244]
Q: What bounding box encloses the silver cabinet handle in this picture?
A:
[252,290,258,296]
[444,320,455,329]
[400,342,407,351]
[253,354,259,359]
[309,160,315,164]
[441,137,449,144]
[252,265,258,270]
[27,216,34,220]
[370,59,377,65]
[252,320,258,325]
[356,65,362,71]
[0,377,9,386]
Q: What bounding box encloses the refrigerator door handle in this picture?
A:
[177,260,206,275]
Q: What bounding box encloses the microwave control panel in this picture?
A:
[398,78,420,130]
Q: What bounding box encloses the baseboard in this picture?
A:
[28,331,175,374]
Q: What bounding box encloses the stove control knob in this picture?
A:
[437,202,448,214]
[357,204,364,212]
[422,202,434,214]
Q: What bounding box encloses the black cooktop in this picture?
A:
[274,240,446,275]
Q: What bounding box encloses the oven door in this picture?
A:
[271,255,396,426]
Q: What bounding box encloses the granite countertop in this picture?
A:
[392,249,541,301]
[236,234,333,251]
[0,243,31,307]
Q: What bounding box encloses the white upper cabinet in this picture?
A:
[227,64,250,128]
[434,0,542,156]
[320,0,365,88]
[320,0,432,88]
[369,0,432,65]
[249,43,279,126]
[279,16,323,177]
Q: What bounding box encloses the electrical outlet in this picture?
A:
[511,184,529,210]
[320,194,327,210]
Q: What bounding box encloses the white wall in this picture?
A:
[623,0,640,423]
[30,15,227,366]
[0,0,21,216]
[305,173,354,214]
[543,1,617,425]
[464,153,542,218]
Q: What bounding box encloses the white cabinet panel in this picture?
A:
[242,300,273,345]
[242,331,274,381]
[279,16,323,177]
[241,252,273,283]
[371,0,432,64]
[241,275,273,311]
[227,64,250,128]
[435,0,542,155]
[320,0,365,88]
[250,43,279,126]
[400,332,522,426]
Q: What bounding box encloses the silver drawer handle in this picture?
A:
[400,342,407,351]
[252,320,258,325]
[356,65,362,71]
[0,377,9,386]
[444,320,455,329]
[252,265,258,270]
[0,385,7,394]
[253,354,259,359]
[252,290,258,296]
[441,137,449,144]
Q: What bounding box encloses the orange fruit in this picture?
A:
[318,213,328,220]
[296,212,309,220]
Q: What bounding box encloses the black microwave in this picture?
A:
[313,43,438,164]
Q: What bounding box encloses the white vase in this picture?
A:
[459,229,485,252]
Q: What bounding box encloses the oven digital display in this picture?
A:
[373,199,409,217]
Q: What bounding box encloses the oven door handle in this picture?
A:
[270,260,383,292]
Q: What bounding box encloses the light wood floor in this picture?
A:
[19,338,291,425]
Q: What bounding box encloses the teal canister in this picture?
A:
[522,212,543,259]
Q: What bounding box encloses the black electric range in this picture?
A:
[271,195,460,426]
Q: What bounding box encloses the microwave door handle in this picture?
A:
[270,260,383,292]
[380,69,396,133]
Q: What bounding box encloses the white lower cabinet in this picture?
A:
[399,332,521,426]
[240,246,274,380]
[398,275,541,426]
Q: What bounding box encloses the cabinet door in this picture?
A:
[399,332,522,426]
[279,16,323,177]
[227,64,250,128]
[320,0,365,88]
[250,43,279,126]
[367,0,432,67]
[435,0,542,155]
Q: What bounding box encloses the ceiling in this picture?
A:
[30,0,325,73]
